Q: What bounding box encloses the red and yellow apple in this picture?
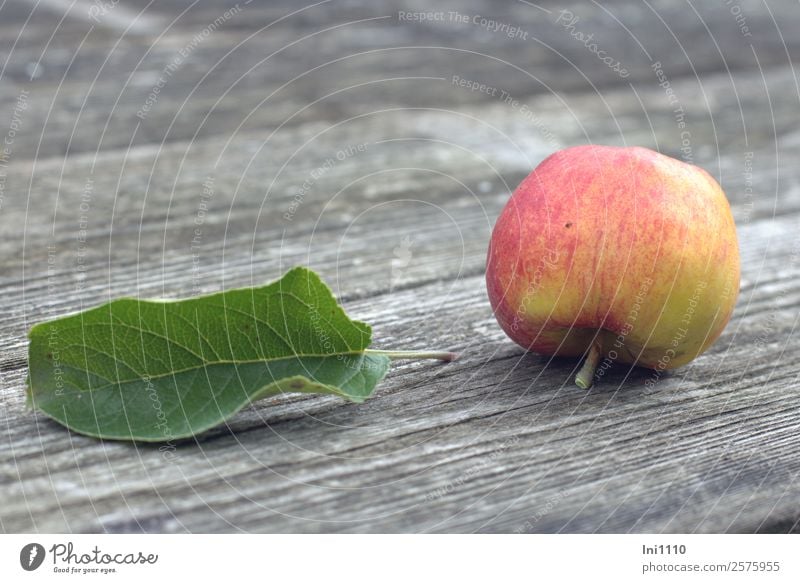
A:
[486,145,740,388]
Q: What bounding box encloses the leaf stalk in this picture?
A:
[365,349,458,362]
[575,337,603,389]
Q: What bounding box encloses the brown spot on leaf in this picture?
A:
[289,380,305,390]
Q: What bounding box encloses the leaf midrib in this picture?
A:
[31,349,374,393]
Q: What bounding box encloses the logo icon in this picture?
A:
[20,543,45,571]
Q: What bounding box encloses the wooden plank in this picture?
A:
[2,0,798,158]
[1,59,796,247]
[1,210,799,532]
[0,60,796,286]
[1,155,798,532]
[2,0,799,534]
[0,62,797,369]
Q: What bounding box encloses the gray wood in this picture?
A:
[1,0,799,533]
[3,0,799,158]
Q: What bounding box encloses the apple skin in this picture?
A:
[486,145,740,386]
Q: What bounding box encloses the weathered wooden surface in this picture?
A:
[1,0,798,533]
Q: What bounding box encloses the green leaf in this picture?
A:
[26,267,391,442]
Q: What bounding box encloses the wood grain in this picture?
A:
[1,0,798,533]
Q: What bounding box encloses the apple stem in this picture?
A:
[575,339,603,389]
[365,349,458,362]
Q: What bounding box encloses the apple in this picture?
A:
[486,145,740,388]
